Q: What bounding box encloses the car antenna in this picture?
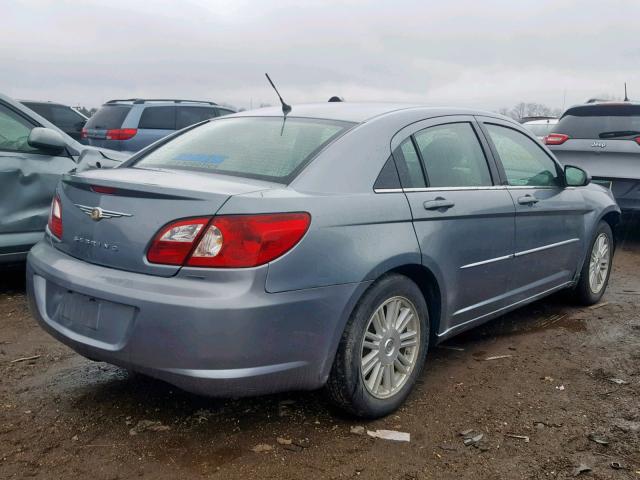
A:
[624,82,629,102]
[265,73,291,116]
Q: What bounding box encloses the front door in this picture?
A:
[391,117,516,336]
[0,102,75,257]
[479,118,587,302]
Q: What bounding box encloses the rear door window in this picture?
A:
[554,104,640,139]
[134,117,353,183]
[413,123,492,188]
[393,139,427,188]
[485,123,561,187]
[176,106,218,130]
[138,106,177,130]
[85,105,130,130]
[216,108,235,116]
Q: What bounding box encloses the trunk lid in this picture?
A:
[55,167,275,276]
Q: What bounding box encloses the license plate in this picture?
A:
[59,291,100,331]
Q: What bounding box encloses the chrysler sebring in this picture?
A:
[27,103,620,418]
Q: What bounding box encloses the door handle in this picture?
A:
[517,195,539,206]
[423,197,455,211]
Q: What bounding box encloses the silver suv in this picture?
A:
[83,99,235,152]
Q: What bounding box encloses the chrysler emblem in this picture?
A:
[75,204,133,221]
[90,207,103,221]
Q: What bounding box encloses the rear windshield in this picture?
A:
[554,104,640,139]
[133,116,354,183]
[85,105,131,129]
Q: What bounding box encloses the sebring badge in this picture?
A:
[75,204,133,221]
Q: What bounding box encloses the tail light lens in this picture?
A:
[81,127,87,139]
[48,195,63,239]
[634,136,640,145]
[146,217,210,265]
[106,128,137,140]
[147,213,311,268]
[544,133,569,145]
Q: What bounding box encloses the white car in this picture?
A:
[523,118,558,140]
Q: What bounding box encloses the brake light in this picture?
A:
[544,133,569,145]
[48,195,63,239]
[90,185,117,195]
[634,136,640,146]
[106,128,137,140]
[147,213,311,268]
[81,127,87,139]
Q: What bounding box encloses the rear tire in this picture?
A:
[573,221,613,305]
[325,274,429,418]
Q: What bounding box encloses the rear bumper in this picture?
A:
[27,241,367,396]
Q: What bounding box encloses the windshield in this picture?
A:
[133,116,354,183]
[554,104,640,139]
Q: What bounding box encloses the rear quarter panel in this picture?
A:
[218,188,421,293]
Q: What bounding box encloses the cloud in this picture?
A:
[2,0,638,110]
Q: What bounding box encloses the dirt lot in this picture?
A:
[1,221,639,480]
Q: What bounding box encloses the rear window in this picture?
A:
[133,117,354,183]
[555,104,640,139]
[139,106,177,130]
[85,105,131,129]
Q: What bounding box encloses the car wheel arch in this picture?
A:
[318,263,443,387]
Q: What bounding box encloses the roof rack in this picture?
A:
[105,98,218,106]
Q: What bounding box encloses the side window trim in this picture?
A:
[476,118,564,189]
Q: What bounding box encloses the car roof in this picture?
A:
[233,102,504,123]
[19,100,68,107]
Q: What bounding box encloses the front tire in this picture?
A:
[326,274,429,418]
[574,221,614,305]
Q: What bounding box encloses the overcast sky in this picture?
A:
[3,0,639,111]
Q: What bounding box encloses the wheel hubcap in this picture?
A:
[588,233,610,294]
[360,296,420,399]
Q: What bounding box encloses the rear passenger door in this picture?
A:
[391,116,515,335]
[478,117,586,301]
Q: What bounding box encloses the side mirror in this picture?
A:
[564,165,591,187]
[27,127,67,154]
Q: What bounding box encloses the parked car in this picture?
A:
[83,99,236,152]
[27,103,619,417]
[0,93,127,264]
[20,100,88,143]
[545,101,640,213]
[523,117,558,140]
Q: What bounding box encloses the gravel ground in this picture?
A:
[1,220,639,479]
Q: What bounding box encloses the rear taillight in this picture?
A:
[146,217,210,265]
[634,136,640,146]
[544,133,569,145]
[48,195,63,239]
[106,128,137,140]
[147,213,311,268]
[81,127,87,139]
